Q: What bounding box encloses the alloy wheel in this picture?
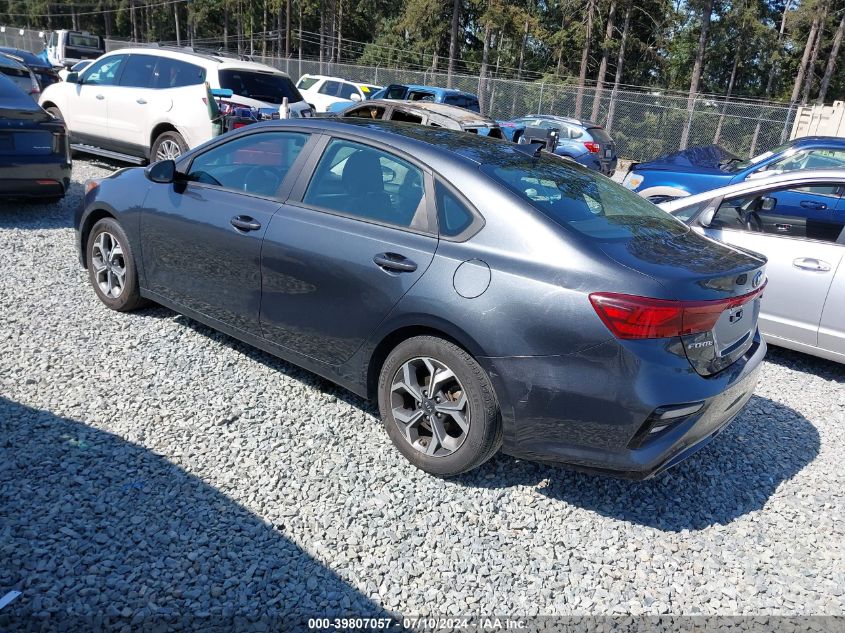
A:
[390,357,469,457]
[91,231,126,299]
[155,139,182,161]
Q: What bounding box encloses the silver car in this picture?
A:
[661,169,845,364]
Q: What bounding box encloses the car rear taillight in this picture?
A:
[29,77,40,95]
[589,285,766,340]
[584,141,601,153]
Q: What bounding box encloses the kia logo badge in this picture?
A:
[752,271,763,288]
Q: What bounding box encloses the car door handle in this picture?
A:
[800,200,827,210]
[230,215,262,231]
[793,257,832,272]
[136,98,147,105]
[95,94,104,100]
[373,253,417,273]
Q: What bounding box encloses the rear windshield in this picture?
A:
[218,70,303,105]
[68,34,102,48]
[588,127,612,143]
[481,154,688,241]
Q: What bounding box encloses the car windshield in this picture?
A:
[724,140,795,172]
[482,154,689,241]
[218,70,303,105]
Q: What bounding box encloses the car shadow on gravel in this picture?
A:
[0,397,390,630]
[459,394,820,531]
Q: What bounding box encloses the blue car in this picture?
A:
[499,115,618,176]
[326,83,480,114]
[623,136,845,203]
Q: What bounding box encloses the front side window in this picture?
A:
[82,55,126,86]
[303,139,426,229]
[319,80,341,96]
[390,109,424,124]
[186,132,309,198]
[711,185,845,243]
[119,54,157,88]
[337,82,357,99]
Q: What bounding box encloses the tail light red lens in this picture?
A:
[584,141,601,153]
[589,284,766,340]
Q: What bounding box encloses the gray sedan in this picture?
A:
[661,169,845,364]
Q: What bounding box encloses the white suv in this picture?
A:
[39,47,312,162]
[295,74,380,112]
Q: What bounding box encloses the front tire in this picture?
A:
[377,336,502,477]
[86,218,146,312]
[151,131,188,161]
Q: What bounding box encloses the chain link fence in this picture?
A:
[2,26,796,162]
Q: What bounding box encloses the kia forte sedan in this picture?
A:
[75,120,767,478]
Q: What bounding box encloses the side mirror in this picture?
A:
[145,159,176,184]
[760,196,776,212]
[350,93,362,102]
[699,207,716,228]
[65,72,79,84]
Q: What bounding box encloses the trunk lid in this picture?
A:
[598,230,766,376]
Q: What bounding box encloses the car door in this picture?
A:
[705,185,845,347]
[105,53,157,153]
[67,54,127,143]
[259,135,437,365]
[140,130,314,332]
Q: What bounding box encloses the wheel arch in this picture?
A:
[638,185,690,201]
[365,320,486,401]
[149,122,180,153]
[78,206,119,269]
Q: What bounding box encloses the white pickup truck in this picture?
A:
[44,30,105,68]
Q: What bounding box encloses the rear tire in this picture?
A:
[151,131,188,162]
[377,336,502,477]
[45,106,63,121]
[86,218,147,312]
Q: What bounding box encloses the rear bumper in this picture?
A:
[0,159,71,199]
[479,332,766,479]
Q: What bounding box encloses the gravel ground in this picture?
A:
[1,157,844,628]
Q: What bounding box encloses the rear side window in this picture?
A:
[303,138,426,229]
[408,91,435,102]
[119,54,157,88]
[482,155,688,241]
[186,132,309,197]
[435,181,475,237]
[390,109,424,124]
[153,57,205,88]
[68,33,101,48]
[297,76,319,90]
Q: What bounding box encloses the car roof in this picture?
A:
[395,84,478,99]
[517,114,601,128]
[0,47,50,68]
[299,74,349,83]
[788,136,845,148]
[240,119,532,171]
[0,52,28,70]
[659,169,845,212]
[105,46,293,76]
[359,100,495,125]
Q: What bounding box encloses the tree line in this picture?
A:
[3,0,844,105]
